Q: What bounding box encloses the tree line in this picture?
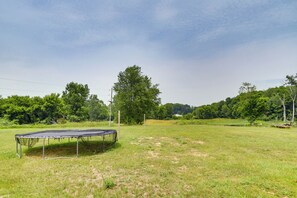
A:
[0,65,296,125]
[191,75,297,125]
[0,82,108,124]
[0,66,191,125]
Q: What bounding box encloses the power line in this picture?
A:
[0,77,64,87]
[0,87,61,94]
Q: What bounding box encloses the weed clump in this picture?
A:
[103,178,116,189]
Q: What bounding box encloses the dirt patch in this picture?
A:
[155,142,161,147]
[131,136,181,147]
[190,149,208,157]
[147,151,159,158]
[178,165,188,172]
[171,156,179,164]
[192,140,205,145]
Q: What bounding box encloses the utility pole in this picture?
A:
[109,88,113,127]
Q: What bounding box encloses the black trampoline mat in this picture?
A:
[15,129,117,139]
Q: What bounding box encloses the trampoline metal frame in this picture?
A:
[15,129,117,159]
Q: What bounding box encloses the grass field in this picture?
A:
[1,121,297,197]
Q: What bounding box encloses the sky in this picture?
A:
[0,0,297,106]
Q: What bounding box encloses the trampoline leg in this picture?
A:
[16,140,18,155]
[42,139,45,159]
[103,135,105,151]
[76,138,79,157]
[20,143,22,158]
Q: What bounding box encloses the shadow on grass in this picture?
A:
[25,141,121,158]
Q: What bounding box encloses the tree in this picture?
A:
[43,93,64,123]
[241,92,269,125]
[285,74,297,124]
[62,82,90,122]
[156,105,168,120]
[273,87,289,122]
[113,66,161,124]
[87,94,108,121]
[2,96,34,124]
[29,96,45,123]
[171,103,193,115]
[193,105,216,119]
[164,103,174,118]
[239,82,256,94]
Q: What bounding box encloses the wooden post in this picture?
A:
[109,89,113,127]
[144,114,146,126]
[76,138,79,157]
[118,110,120,140]
[16,140,18,157]
[42,139,45,159]
[20,143,22,158]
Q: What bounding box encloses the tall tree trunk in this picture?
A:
[288,86,296,124]
[280,99,286,122]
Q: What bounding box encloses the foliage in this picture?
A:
[285,74,297,123]
[1,96,42,124]
[240,92,269,125]
[192,77,296,123]
[239,82,256,94]
[87,94,109,121]
[155,103,193,119]
[113,65,160,124]
[1,73,297,125]
[156,105,168,120]
[193,105,217,119]
[62,82,90,122]
[43,93,64,123]
[0,82,108,125]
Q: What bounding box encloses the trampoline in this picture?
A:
[15,129,117,158]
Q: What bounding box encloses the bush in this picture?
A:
[68,115,81,122]
[57,118,67,124]
[103,178,116,189]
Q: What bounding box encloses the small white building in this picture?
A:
[174,114,183,117]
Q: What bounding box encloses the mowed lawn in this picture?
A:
[1,123,297,197]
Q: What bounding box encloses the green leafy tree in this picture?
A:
[113,65,161,124]
[2,96,33,124]
[156,105,168,120]
[164,103,174,118]
[62,82,90,122]
[29,96,45,123]
[267,86,289,122]
[193,105,217,119]
[87,94,108,121]
[43,93,64,123]
[241,92,269,125]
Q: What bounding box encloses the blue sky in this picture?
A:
[0,0,297,106]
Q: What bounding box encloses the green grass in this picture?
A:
[176,118,289,127]
[0,119,112,129]
[1,121,297,197]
